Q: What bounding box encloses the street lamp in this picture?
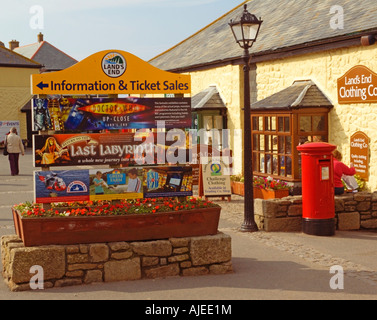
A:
[229,4,262,232]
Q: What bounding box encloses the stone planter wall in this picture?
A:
[254,192,377,232]
[1,232,232,292]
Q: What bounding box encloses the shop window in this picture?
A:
[252,112,328,181]
[252,114,293,179]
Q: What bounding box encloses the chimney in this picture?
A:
[9,40,19,51]
[37,32,44,43]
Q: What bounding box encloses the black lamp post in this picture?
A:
[229,4,262,232]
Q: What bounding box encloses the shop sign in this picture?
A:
[32,97,191,131]
[202,159,231,197]
[31,50,191,95]
[337,65,377,104]
[34,166,192,203]
[350,131,369,180]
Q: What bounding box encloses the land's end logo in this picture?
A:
[102,52,127,78]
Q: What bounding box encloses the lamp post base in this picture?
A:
[240,221,259,233]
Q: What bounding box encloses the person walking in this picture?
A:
[333,149,356,195]
[5,127,24,176]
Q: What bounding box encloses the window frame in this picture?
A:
[251,109,329,182]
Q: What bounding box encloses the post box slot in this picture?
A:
[320,166,330,181]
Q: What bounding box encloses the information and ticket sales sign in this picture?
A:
[31,50,191,95]
[337,65,377,104]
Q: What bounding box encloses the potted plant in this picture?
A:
[230,174,245,196]
[230,175,291,199]
[253,176,291,199]
[12,197,221,247]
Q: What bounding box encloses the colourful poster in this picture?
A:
[89,168,143,201]
[34,170,90,203]
[33,132,193,167]
[32,97,191,131]
[34,166,192,204]
[143,166,193,198]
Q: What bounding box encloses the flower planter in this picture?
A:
[230,182,289,199]
[231,181,245,196]
[12,207,221,247]
[258,188,290,199]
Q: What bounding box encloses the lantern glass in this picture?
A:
[229,4,262,49]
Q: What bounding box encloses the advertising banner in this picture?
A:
[32,97,191,131]
[34,166,192,203]
[33,132,195,167]
[143,166,193,198]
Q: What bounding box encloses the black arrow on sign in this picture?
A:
[37,81,49,90]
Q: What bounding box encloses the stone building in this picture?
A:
[150,0,377,191]
[6,33,78,144]
[0,43,41,144]
[14,33,77,72]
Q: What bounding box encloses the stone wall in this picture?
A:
[1,232,232,292]
[254,192,377,232]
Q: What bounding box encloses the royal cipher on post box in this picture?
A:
[297,142,337,236]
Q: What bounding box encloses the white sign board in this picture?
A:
[0,121,20,144]
[202,159,231,197]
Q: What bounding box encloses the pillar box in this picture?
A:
[297,142,337,236]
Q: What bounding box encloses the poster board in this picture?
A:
[31,49,192,205]
[34,166,193,204]
[32,97,191,131]
[33,132,196,168]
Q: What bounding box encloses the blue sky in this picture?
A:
[0,0,242,62]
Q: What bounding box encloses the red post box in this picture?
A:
[297,142,337,236]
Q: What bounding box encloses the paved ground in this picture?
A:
[0,148,377,300]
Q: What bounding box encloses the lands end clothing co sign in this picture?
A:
[31,50,191,95]
[338,65,377,104]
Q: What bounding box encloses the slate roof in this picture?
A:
[0,45,41,68]
[15,41,77,71]
[192,86,227,111]
[251,80,333,110]
[150,0,377,71]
